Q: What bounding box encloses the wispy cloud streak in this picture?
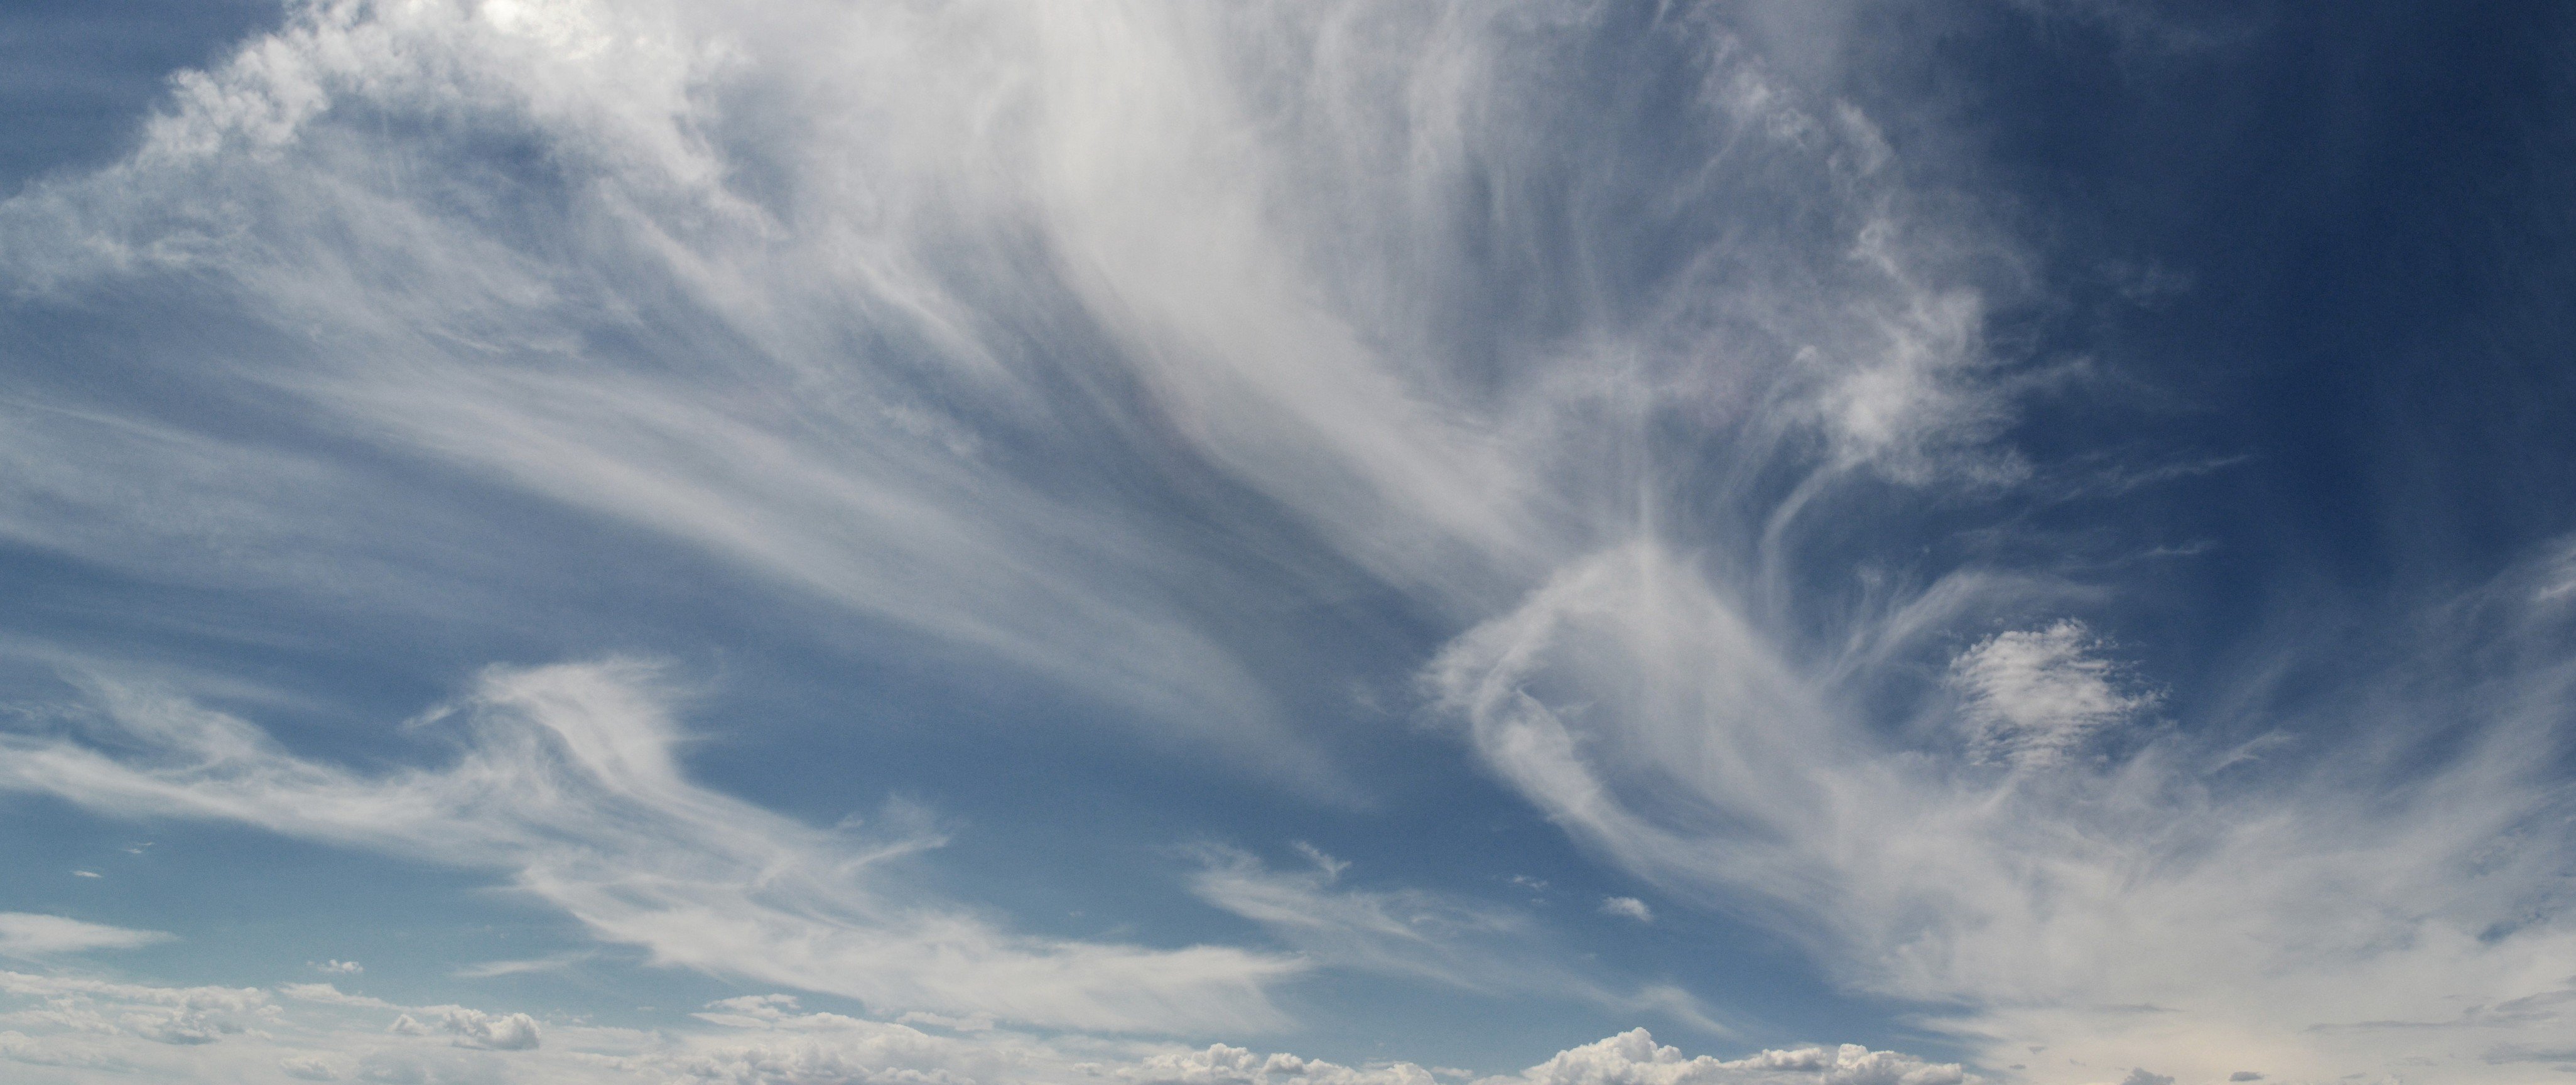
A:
[0,662,1296,1033]
[0,0,2568,1081]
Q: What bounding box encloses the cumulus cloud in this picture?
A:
[1118,1044,1435,1085]
[1495,1029,1961,1085]
[0,915,172,958]
[431,1007,541,1050]
[0,969,268,1055]
[1599,899,1653,924]
[0,968,587,1081]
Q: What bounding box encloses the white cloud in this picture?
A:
[313,960,362,976]
[282,985,396,1010]
[100,974,1907,1085]
[0,915,172,958]
[0,969,269,1055]
[451,952,592,980]
[1185,848,1726,1035]
[0,0,2032,796]
[0,1030,135,1072]
[1290,842,1351,883]
[434,1007,541,1050]
[4,0,2557,1081]
[1,968,581,1081]
[278,1052,349,1081]
[1115,1043,1436,1085]
[0,952,1962,1085]
[1947,621,2155,768]
[0,663,1297,1034]
[896,1009,996,1034]
[0,5,2050,1058]
[1599,898,1653,924]
[1186,846,1529,991]
[1426,539,2576,1081]
[1490,1029,1961,1085]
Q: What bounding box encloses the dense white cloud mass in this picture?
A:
[0,0,2570,1082]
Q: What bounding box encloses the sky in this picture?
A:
[1,1,2573,1083]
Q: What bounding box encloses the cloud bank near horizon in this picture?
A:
[0,963,1969,1085]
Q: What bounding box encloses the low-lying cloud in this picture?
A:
[0,662,1296,1034]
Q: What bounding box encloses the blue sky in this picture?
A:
[1,2,2573,1083]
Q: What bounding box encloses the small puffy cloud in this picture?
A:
[2118,1072,2173,1085]
[314,960,362,975]
[1948,620,2155,767]
[72,871,101,878]
[2226,1074,2263,1082]
[433,1007,541,1050]
[1600,897,1653,923]
[0,913,173,958]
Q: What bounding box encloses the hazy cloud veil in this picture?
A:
[1,1,2572,1083]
